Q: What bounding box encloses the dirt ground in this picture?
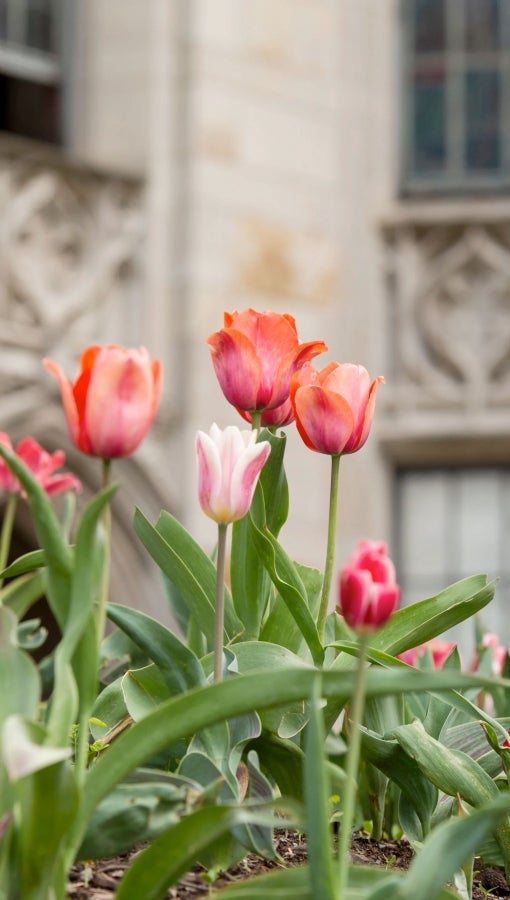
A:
[67,830,510,898]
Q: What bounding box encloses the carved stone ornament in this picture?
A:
[0,138,144,433]
[383,214,510,413]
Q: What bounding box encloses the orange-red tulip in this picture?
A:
[44,345,161,459]
[207,309,327,415]
[290,361,384,456]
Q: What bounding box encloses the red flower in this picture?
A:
[207,309,327,415]
[399,640,457,669]
[290,362,384,455]
[44,345,162,459]
[0,434,81,497]
[339,540,400,632]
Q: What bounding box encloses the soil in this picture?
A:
[67,830,510,899]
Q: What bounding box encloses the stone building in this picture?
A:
[1,0,509,653]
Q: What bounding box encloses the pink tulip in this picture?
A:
[399,640,457,669]
[207,309,327,415]
[339,540,400,632]
[238,397,295,428]
[472,632,507,675]
[0,434,81,497]
[43,345,162,459]
[196,424,271,524]
[290,362,384,456]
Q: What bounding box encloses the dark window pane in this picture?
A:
[27,1,54,52]
[465,0,500,51]
[0,74,60,143]
[412,64,446,172]
[465,69,501,170]
[413,0,446,53]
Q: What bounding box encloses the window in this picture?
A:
[396,467,510,654]
[0,0,63,144]
[402,0,510,194]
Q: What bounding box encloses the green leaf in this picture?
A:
[115,806,283,900]
[122,665,174,720]
[372,575,496,658]
[77,776,187,859]
[261,562,322,658]
[368,795,510,900]
[107,603,205,694]
[230,493,272,640]
[1,572,46,620]
[0,550,47,579]
[258,428,289,538]
[0,607,40,725]
[304,678,336,900]
[248,516,324,665]
[134,508,242,644]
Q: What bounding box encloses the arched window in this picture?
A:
[402,0,510,194]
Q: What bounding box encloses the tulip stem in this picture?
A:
[250,410,261,434]
[0,494,17,589]
[96,459,112,646]
[317,453,341,640]
[214,522,228,681]
[337,631,369,895]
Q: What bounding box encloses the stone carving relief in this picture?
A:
[383,218,510,413]
[0,140,145,431]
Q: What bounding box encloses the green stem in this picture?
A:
[0,494,18,590]
[317,454,341,640]
[214,523,228,681]
[250,409,262,434]
[95,459,112,646]
[337,632,369,895]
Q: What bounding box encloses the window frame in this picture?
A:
[400,0,510,195]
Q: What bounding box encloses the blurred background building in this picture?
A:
[1,0,509,654]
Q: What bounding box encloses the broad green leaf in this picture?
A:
[77,777,187,859]
[122,665,173,720]
[248,516,324,665]
[107,602,205,694]
[0,571,46,620]
[258,428,289,537]
[134,508,242,644]
[372,575,496,658]
[231,489,272,640]
[261,562,322,658]
[115,806,286,900]
[214,864,411,898]
[76,664,509,857]
[0,550,46,580]
[90,678,130,741]
[0,607,40,724]
[368,795,510,900]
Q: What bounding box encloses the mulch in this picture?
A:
[67,830,510,898]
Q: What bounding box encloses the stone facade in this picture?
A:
[1,0,509,646]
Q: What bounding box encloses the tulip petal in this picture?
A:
[196,430,223,521]
[229,439,271,521]
[85,347,158,457]
[293,385,354,455]
[43,358,84,451]
[207,329,263,411]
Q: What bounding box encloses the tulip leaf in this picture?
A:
[108,602,205,695]
[0,549,47,579]
[261,562,322,657]
[133,509,242,644]
[258,428,289,538]
[0,571,46,619]
[230,488,272,640]
[248,508,324,666]
[304,678,336,900]
[371,575,495,658]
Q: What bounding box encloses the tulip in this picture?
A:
[207,309,327,418]
[238,397,295,429]
[43,345,162,459]
[196,423,271,525]
[0,434,81,497]
[339,540,400,632]
[399,639,457,669]
[290,361,384,456]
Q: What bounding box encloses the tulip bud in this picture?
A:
[339,540,400,632]
[196,424,271,524]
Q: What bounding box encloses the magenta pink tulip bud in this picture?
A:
[196,424,271,524]
[0,434,81,497]
[290,362,384,456]
[339,540,400,632]
[44,344,162,459]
